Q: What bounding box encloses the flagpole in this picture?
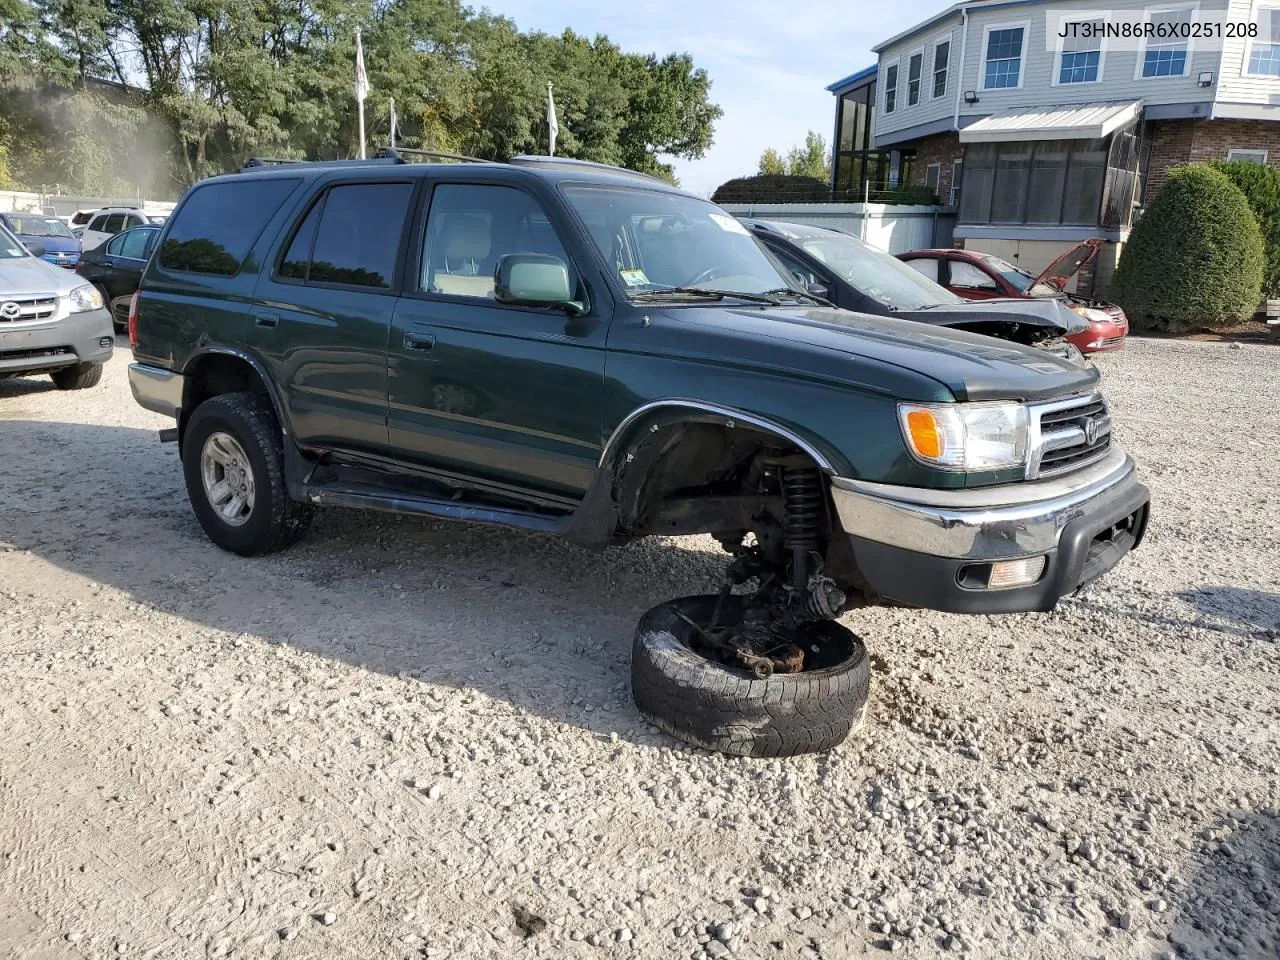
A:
[356,28,366,159]
[389,97,397,150]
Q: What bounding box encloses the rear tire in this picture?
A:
[182,392,314,555]
[632,595,871,758]
[50,362,103,390]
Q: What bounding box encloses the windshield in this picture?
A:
[977,254,1058,297]
[562,185,793,298]
[798,232,964,310]
[0,223,30,259]
[6,215,73,238]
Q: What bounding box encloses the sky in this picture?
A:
[485,0,943,196]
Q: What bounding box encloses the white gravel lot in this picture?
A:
[0,339,1277,960]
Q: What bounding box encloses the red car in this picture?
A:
[899,239,1127,353]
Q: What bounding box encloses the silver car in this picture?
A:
[0,222,113,389]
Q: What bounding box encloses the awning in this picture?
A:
[960,100,1142,143]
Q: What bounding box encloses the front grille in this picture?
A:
[1029,395,1112,479]
[1099,335,1126,347]
[0,346,73,361]
[0,294,58,322]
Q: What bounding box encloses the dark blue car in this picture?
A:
[0,212,82,269]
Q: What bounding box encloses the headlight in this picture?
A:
[898,401,1029,471]
[68,283,104,314]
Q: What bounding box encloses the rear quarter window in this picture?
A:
[159,178,300,276]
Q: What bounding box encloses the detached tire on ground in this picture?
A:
[182,391,314,556]
[50,362,103,390]
[632,595,871,758]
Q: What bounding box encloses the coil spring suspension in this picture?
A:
[782,466,822,590]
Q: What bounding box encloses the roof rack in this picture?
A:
[374,146,494,165]
[239,156,406,173]
[508,155,667,184]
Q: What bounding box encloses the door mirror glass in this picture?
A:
[24,241,46,258]
[494,254,582,314]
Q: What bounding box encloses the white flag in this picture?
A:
[355,29,370,103]
[547,82,559,157]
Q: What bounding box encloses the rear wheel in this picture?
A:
[182,391,313,555]
[50,362,103,390]
[632,595,871,758]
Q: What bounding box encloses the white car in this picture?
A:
[78,207,151,252]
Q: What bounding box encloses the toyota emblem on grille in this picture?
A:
[1083,416,1099,445]
[0,301,20,319]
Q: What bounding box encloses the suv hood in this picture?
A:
[19,234,80,253]
[908,296,1088,336]
[0,255,87,296]
[689,304,1098,403]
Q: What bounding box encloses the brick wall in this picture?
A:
[910,132,963,204]
[1145,118,1280,202]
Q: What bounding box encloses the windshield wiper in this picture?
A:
[632,286,781,305]
[757,287,832,306]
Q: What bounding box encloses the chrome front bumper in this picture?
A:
[831,444,1138,561]
[128,362,185,419]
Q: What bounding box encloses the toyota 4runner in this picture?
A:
[127,153,1150,758]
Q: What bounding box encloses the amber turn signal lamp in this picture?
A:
[904,408,943,460]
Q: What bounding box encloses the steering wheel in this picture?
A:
[687,266,727,287]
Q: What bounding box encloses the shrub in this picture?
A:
[1111,164,1264,331]
[711,174,831,204]
[1208,159,1280,297]
[874,183,938,206]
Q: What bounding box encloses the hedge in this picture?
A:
[1208,159,1280,298]
[711,174,831,204]
[1110,164,1264,331]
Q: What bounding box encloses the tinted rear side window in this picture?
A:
[160,179,299,276]
[307,183,413,288]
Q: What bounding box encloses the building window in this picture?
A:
[1058,19,1104,84]
[1026,143,1069,222]
[1227,148,1269,164]
[1140,6,1194,78]
[991,144,1032,222]
[933,40,950,99]
[983,25,1026,89]
[925,162,941,198]
[884,61,898,113]
[958,138,1121,228]
[1247,7,1280,76]
[908,51,923,106]
[951,158,962,205]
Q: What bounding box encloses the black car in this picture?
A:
[742,219,1087,354]
[75,223,161,331]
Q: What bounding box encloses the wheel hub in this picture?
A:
[200,431,255,527]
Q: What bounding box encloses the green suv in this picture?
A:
[127,154,1150,757]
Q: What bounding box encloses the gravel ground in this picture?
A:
[0,339,1277,960]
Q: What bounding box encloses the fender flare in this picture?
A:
[598,399,840,475]
[181,345,292,437]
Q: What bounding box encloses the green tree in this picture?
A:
[757,148,784,175]
[756,130,830,182]
[3,0,723,189]
[1111,164,1264,331]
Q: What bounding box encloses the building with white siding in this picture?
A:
[830,0,1280,292]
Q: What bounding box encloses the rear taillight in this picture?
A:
[127,289,140,348]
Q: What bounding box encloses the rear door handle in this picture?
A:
[403,332,435,351]
[254,312,279,328]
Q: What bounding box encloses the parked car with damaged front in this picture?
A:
[127,154,1150,759]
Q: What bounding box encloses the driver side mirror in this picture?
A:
[24,241,46,259]
[806,281,830,300]
[494,254,584,315]
[1046,276,1068,291]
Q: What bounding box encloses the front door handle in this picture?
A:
[253,312,279,328]
[403,332,435,351]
